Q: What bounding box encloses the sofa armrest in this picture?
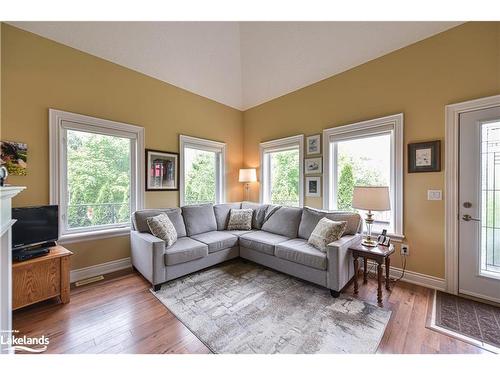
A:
[130,230,166,285]
[325,234,361,291]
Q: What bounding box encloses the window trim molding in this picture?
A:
[322,113,404,239]
[259,134,304,206]
[49,109,145,243]
[179,134,226,207]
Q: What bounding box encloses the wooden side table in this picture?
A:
[12,245,73,310]
[349,242,395,305]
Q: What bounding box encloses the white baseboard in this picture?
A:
[70,257,132,283]
[365,260,446,291]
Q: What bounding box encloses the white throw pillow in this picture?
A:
[226,208,253,230]
[146,214,177,247]
[308,217,347,251]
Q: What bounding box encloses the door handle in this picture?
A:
[462,214,481,222]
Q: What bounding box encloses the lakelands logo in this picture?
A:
[1,330,49,353]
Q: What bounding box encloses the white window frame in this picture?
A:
[179,135,226,206]
[259,134,304,206]
[49,109,145,244]
[323,114,404,240]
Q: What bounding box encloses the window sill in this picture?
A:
[58,227,131,245]
[364,231,405,243]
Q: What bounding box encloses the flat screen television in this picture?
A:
[12,205,59,250]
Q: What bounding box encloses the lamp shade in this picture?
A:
[352,186,390,211]
[239,168,257,183]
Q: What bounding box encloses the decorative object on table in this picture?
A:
[306,134,321,155]
[305,176,321,197]
[377,229,391,247]
[352,186,391,247]
[146,149,179,191]
[0,165,8,186]
[0,140,27,176]
[305,157,322,175]
[239,168,257,200]
[408,140,441,173]
[349,242,395,305]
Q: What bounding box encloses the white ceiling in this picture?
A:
[10,21,461,110]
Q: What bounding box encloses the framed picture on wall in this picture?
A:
[408,140,441,173]
[306,134,321,155]
[305,176,321,197]
[305,157,322,175]
[146,149,179,191]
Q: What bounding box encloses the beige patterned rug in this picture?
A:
[151,260,391,354]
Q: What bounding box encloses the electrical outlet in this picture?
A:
[401,244,410,256]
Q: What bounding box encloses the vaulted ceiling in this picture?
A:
[10,22,461,110]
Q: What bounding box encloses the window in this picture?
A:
[260,135,304,206]
[50,109,144,242]
[180,135,225,206]
[323,114,403,238]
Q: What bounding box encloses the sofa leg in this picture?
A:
[153,284,161,292]
[330,289,340,298]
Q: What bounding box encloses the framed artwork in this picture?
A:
[305,157,322,175]
[146,149,179,191]
[0,140,27,176]
[305,176,321,197]
[408,140,441,173]
[306,134,321,155]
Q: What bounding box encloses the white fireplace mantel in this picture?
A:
[0,186,25,354]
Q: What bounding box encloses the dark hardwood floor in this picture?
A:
[12,266,488,354]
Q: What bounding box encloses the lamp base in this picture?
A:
[361,238,378,247]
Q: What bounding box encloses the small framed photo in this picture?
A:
[306,134,321,155]
[1,140,28,176]
[146,149,179,191]
[305,157,322,175]
[408,140,441,173]
[305,176,321,197]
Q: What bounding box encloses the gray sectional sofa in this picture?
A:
[130,202,362,297]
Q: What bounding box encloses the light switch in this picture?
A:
[427,190,442,201]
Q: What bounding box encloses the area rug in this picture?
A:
[151,260,391,354]
[430,290,500,353]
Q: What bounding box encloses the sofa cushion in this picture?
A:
[241,202,280,229]
[224,229,255,237]
[213,202,241,230]
[227,208,253,230]
[239,230,290,255]
[146,214,177,247]
[190,231,239,253]
[133,208,186,237]
[298,206,361,239]
[164,237,208,266]
[275,238,327,270]
[261,206,303,238]
[181,204,217,236]
[308,218,347,251]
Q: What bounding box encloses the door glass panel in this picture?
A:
[481,121,500,275]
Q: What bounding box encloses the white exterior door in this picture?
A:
[459,106,500,303]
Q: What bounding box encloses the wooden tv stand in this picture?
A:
[12,245,73,310]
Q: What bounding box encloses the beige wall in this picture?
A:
[243,22,500,278]
[2,22,500,278]
[243,22,500,277]
[1,24,244,270]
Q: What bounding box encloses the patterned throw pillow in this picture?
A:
[308,217,347,252]
[226,209,253,230]
[146,214,178,247]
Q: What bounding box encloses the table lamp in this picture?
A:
[352,186,391,247]
[239,168,257,200]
